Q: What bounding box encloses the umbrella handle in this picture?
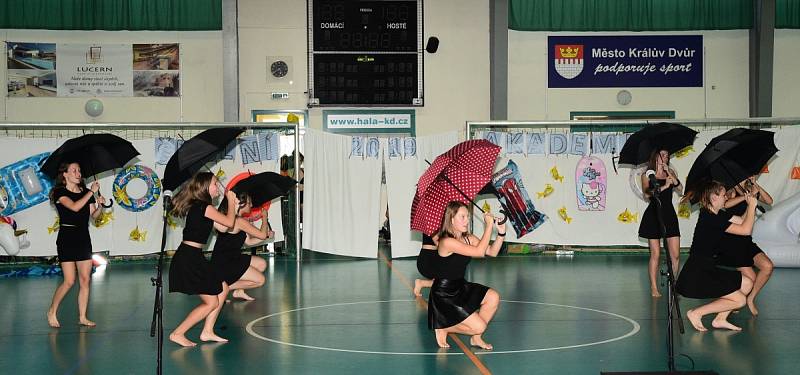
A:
[497,210,508,225]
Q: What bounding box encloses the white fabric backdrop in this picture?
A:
[385,131,460,258]
[302,129,383,258]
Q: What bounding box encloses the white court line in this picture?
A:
[244,299,640,356]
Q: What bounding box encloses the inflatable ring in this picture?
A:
[629,165,647,202]
[113,165,162,212]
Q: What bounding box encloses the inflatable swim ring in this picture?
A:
[113,165,162,212]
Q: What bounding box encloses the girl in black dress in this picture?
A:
[168,172,239,347]
[677,180,756,331]
[211,193,272,302]
[718,176,774,315]
[47,162,106,328]
[428,201,505,350]
[639,149,682,297]
[413,233,438,296]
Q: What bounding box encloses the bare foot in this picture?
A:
[78,319,96,327]
[434,329,450,348]
[650,288,662,298]
[686,309,707,332]
[200,332,229,343]
[470,335,493,350]
[47,310,60,328]
[232,289,255,301]
[711,318,742,331]
[169,333,197,347]
[747,298,759,316]
[413,279,424,297]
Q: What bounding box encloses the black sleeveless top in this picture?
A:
[437,236,473,280]
[183,203,213,244]
[52,187,95,226]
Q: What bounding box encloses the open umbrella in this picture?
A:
[230,171,296,207]
[162,127,245,192]
[39,133,140,207]
[685,128,777,201]
[619,122,698,165]
[410,139,501,236]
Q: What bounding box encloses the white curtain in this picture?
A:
[384,131,460,258]
[302,129,383,258]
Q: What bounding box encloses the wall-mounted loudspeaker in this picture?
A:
[425,37,439,53]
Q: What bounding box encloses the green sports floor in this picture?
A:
[1,248,798,375]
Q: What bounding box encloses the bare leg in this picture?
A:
[169,294,219,347]
[434,328,449,348]
[48,262,77,328]
[747,253,773,316]
[647,239,662,297]
[201,283,230,343]
[229,267,266,301]
[711,310,742,331]
[434,313,487,349]
[666,236,681,276]
[75,260,95,327]
[687,276,752,332]
[250,256,266,273]
[470,289,500,350]
[413,279,433,296]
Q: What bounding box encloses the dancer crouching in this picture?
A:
[428,202,505,350]
[413,233,438,296]
[168,172,239,346]
[676,180,756,331]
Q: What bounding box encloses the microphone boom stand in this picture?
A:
[649,180,685,372]
[150,193,171,375]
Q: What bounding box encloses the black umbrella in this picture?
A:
[684,128,777,201]
[231,171,296,207]
[39,133,140,179]
[162,127,245,192]
[618,122,698,165]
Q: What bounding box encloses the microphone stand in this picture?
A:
[649,179,685,372]
[150,193,171,375]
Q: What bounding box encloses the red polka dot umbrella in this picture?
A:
[410,139,501,236]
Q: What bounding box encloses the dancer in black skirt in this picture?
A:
[718,176,774,315]
[428,201,505,350]
[168,172,239,347]
[639,149,682,297]
[677,180,756,331]
[47,162,106,328]
[413,233,439,296]
[211,193,272,302]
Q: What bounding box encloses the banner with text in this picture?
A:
[57,44,133,97]
[548,35,703,88]
[323,110,415,135]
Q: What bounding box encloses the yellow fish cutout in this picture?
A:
[558,206,572,223]
[129,226,148,242]
[113,184,132,207]
[617,208,638,223]
[674,146,694,159]
[537,183,554,199]
[215,167,226,180]
[47,216,60,234]
[678,202,691,219]
[550,166,564,183]
[94,210,114,228]
[166,214,179,230]
[481,201,491,213]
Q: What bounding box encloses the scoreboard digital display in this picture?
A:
[309,0,423,106]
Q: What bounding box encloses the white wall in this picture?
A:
[237,0,490,135]
[508,30,751,120]
[772,29,800,117]
[1,30,223,122]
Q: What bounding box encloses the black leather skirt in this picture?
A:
[428,278,489,330]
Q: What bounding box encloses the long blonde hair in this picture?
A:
[696,180,726,210]
[437,201,469,241]
[171,172,213,217]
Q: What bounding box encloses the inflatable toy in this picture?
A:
[113,165,162,212]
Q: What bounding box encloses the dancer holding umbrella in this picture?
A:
[619,122,697,297]
[40,133,140,328]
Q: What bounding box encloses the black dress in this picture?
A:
[52,187,95,262]
[715,200,762,267]
[416,234,438,279]
[676,209,742,299]
[639,178,680,239]
[428,238,489,330]
[210,231,251,285]
[169,202,223,295]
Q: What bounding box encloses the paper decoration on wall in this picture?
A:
[129,225,147,242]
[526,133,546,155]
[388,137,402,159]
[550,166,564,182]
[239,135,261,164]
[94,210,114,228]
[0,152,53,216]
[549,133,569,154]
[792,166,800,180]
[678,201,691,219]
[166,214,178,229]
[219,139,237,160]
[350,136,364,158]
[155,137,178,165]
[570,133,588,155]
[617,208,638,223]
[558,206,572,223]
[403,137,417,157]
[674,146,693,159]
[47,216,60,234]
[491,160,547,237]
[592,133,616,154]
[258,131,280,161]
[537,183,554,198]
[365,137,380,159]
[506,132,524,154]
[576,155,607,211]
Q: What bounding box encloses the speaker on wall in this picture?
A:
[425,37,439,53]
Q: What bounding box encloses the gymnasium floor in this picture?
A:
[1,248,798,375]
